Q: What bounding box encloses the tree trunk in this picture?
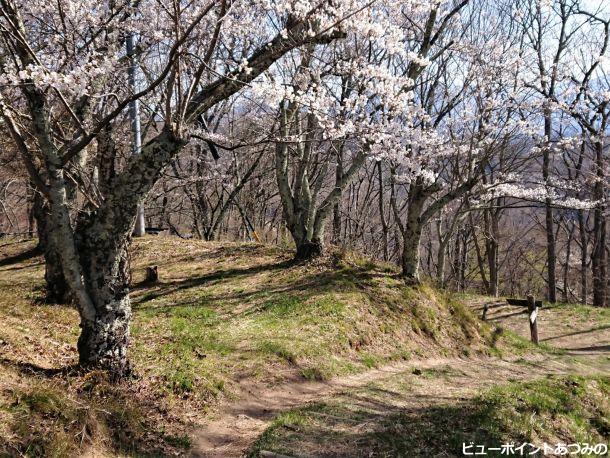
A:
[457,229,468,292]
[578,210,588,305]
[545,202,557,302]
[592,140,607,307]
[377,162,389,262]
[75,222,132,378]
[435,215,446,287]
[33,193,71,304]
[332,147,343,245]
[436,245,446,287]
[294,238,324,261]
[485,208,499,297]
[470,221,490,293]
[401,231,421,281]
[400,190,425,282]
[543,111,557,303]
[27,186,36,238]
[562,224,574,303]
[592,213,606,307]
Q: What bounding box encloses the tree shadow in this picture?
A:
[541,324,610,342]
[487,309,528,321]
[131,257,383,317]
[0,356,79,377]
[249,393,507,458]
[564,344,610,353]
[131,258,294,300]
[0,245,40,267]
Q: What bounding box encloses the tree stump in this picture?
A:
[145,266,159,283]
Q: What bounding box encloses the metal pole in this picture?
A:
[126,33,146,237]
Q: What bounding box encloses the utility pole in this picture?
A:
[126,33,146,237]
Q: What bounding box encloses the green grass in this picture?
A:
[3,237,606,457]
[0,237,494,456]
[0,374,187,457]
[249,375,610,457]
[125,239,495,403]
[548,302,610,320]
[474,376,610,445]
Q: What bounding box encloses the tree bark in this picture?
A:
[543,110,557,303]
[295,238,324,260]
[33,194,71,304]
[377,162,389,262]
[578,210,588,305]
[332,147,344,245]
[75,226,132,377]
[562,224,574,303]
[484,205,500,297]
[592,140,606,307]
[400,188,425,282]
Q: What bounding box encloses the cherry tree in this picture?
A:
[0,0,365,378]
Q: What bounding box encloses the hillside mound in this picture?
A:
[0,236,494,456]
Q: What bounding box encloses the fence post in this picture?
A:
[482,303,489,321]
[526,294,539,344]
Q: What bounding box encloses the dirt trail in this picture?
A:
[190,299,610,457]
[191,357,457,457]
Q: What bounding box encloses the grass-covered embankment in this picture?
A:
[0,236,496,456]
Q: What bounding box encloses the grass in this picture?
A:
[475,376,610,445]
[249,375,610,457]
[0,236,493,456]
[0,236,605,456]
[126,237,498,396]
[0,368,191,457]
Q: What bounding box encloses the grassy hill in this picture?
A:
[2,236,605,457]
[0,236,498,456]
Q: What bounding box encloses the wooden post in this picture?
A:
[482,303,489,321]
[526,294,539,344]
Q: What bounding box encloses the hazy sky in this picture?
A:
[581,0,609,13]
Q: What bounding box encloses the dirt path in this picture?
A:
[190,299,610,457]
[190,357,457,457]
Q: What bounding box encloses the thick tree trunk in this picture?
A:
[294,238,324,260]
[33,193,71,304]
[401,227,422,282]
[75,223,133,378]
